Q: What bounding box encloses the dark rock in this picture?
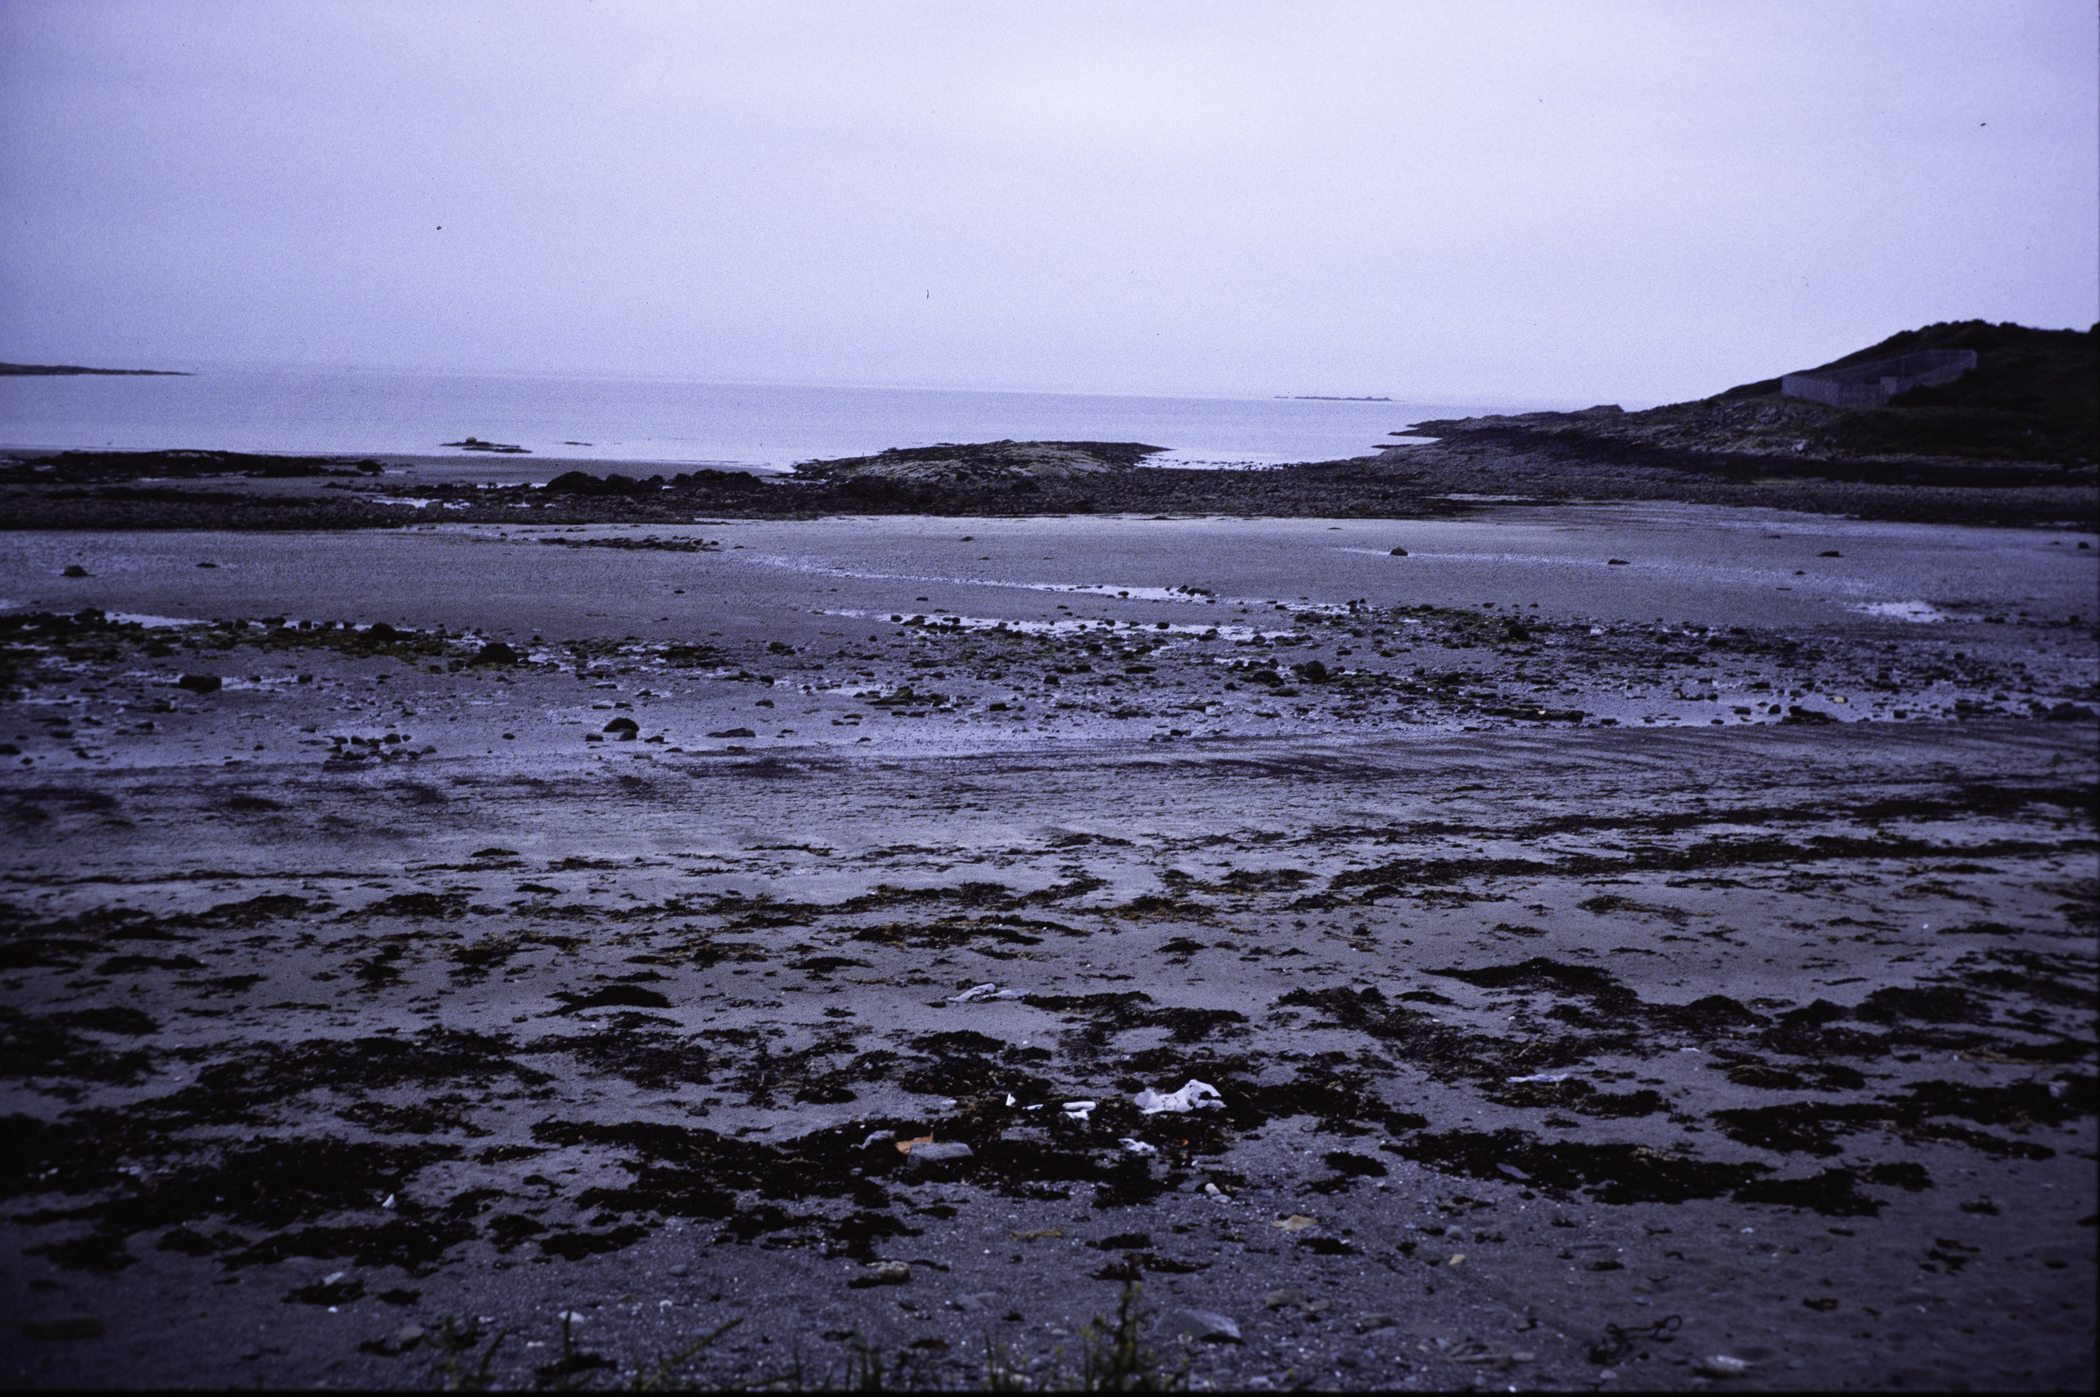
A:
[603,717,640,739]
[669,469,764,493]
[61,564,91,578]
[176,674,221,694]
[20,1317,104,1341]
[546,471,655,496]
[553,985,673,1012]
[474,642,519,666]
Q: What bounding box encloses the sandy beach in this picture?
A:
[3,509,2093,1389]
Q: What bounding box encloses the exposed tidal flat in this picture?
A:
[2,507,2095,1390]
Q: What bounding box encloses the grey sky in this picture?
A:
[2,0,2094,404]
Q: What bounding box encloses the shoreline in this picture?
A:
[3,445,2094,530]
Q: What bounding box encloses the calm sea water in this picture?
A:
[0,367,1531,475]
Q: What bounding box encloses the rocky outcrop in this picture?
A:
[0,450,385,483]
[793,440,1167,485]
[1385,322,2095,475]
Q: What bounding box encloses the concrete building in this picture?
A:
[1781,348,1977,408]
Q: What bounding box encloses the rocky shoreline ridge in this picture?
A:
[2,422,2093,530]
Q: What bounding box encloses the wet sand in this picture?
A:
[2,511,2094,1390]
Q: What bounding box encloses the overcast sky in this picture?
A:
[2,1,2094,403]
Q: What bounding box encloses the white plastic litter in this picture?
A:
[1062,1100,1097,1122]
[1135,1079,1225,1114]
[1119,1138,1158,1155]
[1505,1072,1573,1084]
[861,1130,896,1149]
[947,983,1026,1002]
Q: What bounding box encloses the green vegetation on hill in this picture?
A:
[1717,320,2097,465]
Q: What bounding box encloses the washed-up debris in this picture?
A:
[1134,1078,1224,1114]
[1590,1315,1682,1365]
[894,1134,934,1153]
[864,1261,911,1285]
[1062,1100,1097,1122]
[1203,1182,1233,1203]
[1119,1138,1158,1155]
[1447,1341,1534,1368]
[1696,1355,1751,1377]
[1496,1162,1531,1181]
[1273,1214,1317,1232]
[1157,1309,1242,1344]
[948,982,1025,1003]
[1010,1228,1062,1242]
[862,1130,896,1149]
[1506,1071,1573,1084]
[1263,1287,1333,1317]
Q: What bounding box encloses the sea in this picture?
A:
[0,366,1547,477]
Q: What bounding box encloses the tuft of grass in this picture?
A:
[429,1285,1186,1392]
[430,1316,512,1391]
[1072,1283,1184,1393]
[630,1318,743,1390]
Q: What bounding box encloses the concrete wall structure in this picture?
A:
[1781,349,1978,408]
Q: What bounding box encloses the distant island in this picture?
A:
[0,362,189,376]
[1280,394,1391,401]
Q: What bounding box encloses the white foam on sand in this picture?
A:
[1856,601,1965,623]
[810,607,1292,641]
[107,612,209,629]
